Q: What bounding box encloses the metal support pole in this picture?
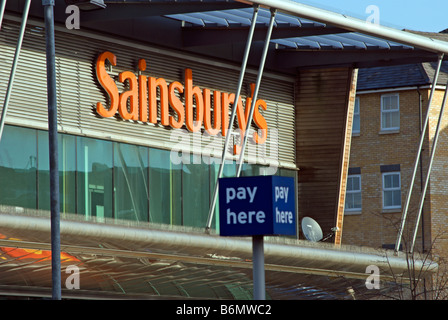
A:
[205,5,259,231]
[410,78,448,253]
[43,0,61,300]
[236,8,276,177]
[395,54,444,253]
[0,0,7,30]
[0,0,31,143]
[252,235,265,300]
[245,11,276,300]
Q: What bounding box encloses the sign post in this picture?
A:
[252,235,265,300]
[219,175,296,300]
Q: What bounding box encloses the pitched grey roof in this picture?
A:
[421,61,448,86]
[357,60,448,91]
[357,63,429,91]
[357,31,448,91]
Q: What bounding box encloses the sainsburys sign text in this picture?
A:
[95,51,269,155]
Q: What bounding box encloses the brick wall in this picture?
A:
[427,88,448,257]
[342,88,436,250]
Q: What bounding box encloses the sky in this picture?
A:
[296,0,448,33]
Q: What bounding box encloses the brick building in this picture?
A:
[343,32,448,262]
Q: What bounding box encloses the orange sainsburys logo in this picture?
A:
[0,233,80,263]
[95,51,268,154]
[0,246,80,263]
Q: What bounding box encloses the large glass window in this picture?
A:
[76,137,113,222]
[0,126,37,209]
[59,135,77,215]
[114,142,149,222]
[37,132,76,215]
[276,167,297,179]
[0,125,299,232]
[149,148,182,225]
[353,97,360,134]
[209,158,236,231]
[37,130,50,211]
[182,154,211,227]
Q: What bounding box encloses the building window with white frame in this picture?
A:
[381,93,400,131]
[345,173,362,212]
[352,97,360,134]
[382,171,401,210]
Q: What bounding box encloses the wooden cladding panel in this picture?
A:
[334,70,358,245]
[295,68,356,244]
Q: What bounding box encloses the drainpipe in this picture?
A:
[416,87,425,253]
[395,54,444,253]
[411,78,448,254]
[417,85,428,300]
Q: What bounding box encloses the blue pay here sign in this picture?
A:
[218,175,296,237]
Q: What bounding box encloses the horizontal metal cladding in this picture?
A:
[0,18,296,169]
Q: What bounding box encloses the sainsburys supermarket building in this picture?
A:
[0,0,447,300]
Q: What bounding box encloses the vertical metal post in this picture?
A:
[206,5,259,231]
[0,0,7,30]
[0,0,31,143]
[246,10,276,301]
[395,54,444,253]
[252,235,265,300]
[236,8,276,177]
[410,78,448,253]
[43,0,61,300]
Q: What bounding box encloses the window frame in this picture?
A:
[345,174,362,213]
[352,97,360,134]
[382,171,402,210]
[380,93,400,131]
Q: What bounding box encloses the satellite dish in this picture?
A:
[301,217,323,242]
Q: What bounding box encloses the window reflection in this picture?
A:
[114,143,149,222]
[37,132,76,215]
[149,148,182,225]
[182,154,210,227]
[0,125,297,231]
[76,137,113,222]
[0,126,37,209]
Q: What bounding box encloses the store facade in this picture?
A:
[0,0,446,300]
[0,16,297,231]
